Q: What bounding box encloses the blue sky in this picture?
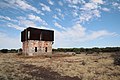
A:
[0,0,120,49]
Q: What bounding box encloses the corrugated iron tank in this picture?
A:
[21,27,54,42]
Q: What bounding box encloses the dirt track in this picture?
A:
[21,64,80,80]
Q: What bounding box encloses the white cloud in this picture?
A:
[76,0,104,23]
[112,2,120,10]
[72,10,78,17]
[68,4,79,9]
[83,2,98,10]
[0,16,11,20]
[17,16,36,27]
[3,0,42,14]
[55,8,61,12]
[58,13,65,19]
[58,1,63,6]
[21,20,36,27]
[40,3,51,12]
[54,24,116,48]
[91,0,104,4]
[66,0,85,4]
[66,0,106,24]
[55,8,64,19]
[54,22,65,30]
[112,2,119,6]
[17,0,41,14]
[69,0,79,4]
[7,23,24,31]
[28,14,48,26]
[0,15,18,22]
[85,30,114,41]
[48,0,54,5]
[16,15,48,28]
[1,15,48,32]
[77,9,100,23]
[93,9,101,17]
[53,15,60,20]
[102,8,110,12]
[62,24,86,38]
[28,14,41,21]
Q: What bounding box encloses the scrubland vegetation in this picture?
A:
[0,50,120,80]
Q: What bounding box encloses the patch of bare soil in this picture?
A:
[21,64,81,80]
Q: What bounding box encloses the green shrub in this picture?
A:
[114,57,120,65]
[75,51,80,54]
[86,50,94,55]
[113,52,120,66]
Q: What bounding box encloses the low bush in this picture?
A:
[113,52,120,66]
[114,57,120,65]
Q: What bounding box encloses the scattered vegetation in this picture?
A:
[0,48,21,53]
[0,49,8,53]
[0,53,120,80]
[0,47,120,79]
[1,47,120,54]
[114,57,120,65]
[53,47,120,54]
[112,52,120,66]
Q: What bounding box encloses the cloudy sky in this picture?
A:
[0,0,120,49]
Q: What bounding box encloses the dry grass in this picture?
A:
[0,52,120,80]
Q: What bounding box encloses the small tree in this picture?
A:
[86,50,94,55]
[10,49,17,53]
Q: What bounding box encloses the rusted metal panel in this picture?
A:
[21,27,54,42]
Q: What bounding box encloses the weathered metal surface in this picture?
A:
[21,27,54,42]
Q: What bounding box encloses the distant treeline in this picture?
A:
[53,47,120,54]
[0,49,22,53]
[0,47,120,53]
